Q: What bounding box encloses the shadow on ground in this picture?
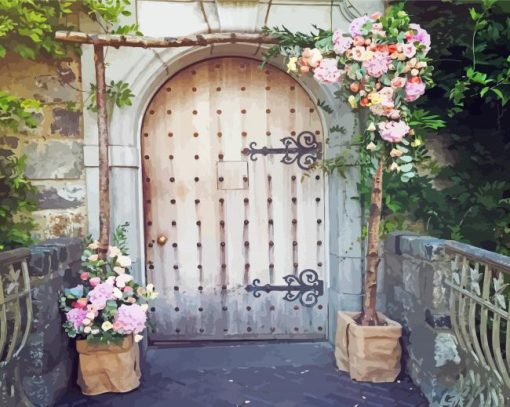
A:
[57,341,428,407]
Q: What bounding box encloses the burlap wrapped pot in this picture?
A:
[335,311,402,383]
[76,335,141,396]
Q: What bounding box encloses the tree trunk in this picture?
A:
[94,45,110,258]
[358,156,385,326]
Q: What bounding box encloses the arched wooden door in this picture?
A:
[142,57,326,341]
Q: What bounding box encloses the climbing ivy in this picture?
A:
[0,0,139,250]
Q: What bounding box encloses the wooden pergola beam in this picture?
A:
[55,31,277,48]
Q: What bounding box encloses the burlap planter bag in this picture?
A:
[76,335,141,396]
[335,311,402,383]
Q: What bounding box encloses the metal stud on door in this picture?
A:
[142,57,326,342]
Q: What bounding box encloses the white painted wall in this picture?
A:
[80,0,385,342]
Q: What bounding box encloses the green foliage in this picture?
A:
[0,90,41,130]
[86,80,135,112]
[382,0,510,255]
[0,155,37,251]
[112,222,130,255]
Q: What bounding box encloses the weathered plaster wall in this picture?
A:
[383,232,463,405]
[0,51,87,240]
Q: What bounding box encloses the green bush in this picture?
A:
[0,155,37,251]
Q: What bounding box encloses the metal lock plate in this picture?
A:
[217,161,248,190]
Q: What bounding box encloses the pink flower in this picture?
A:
[89,277,101,287]
[301,48,323,68]
[377,121,410,143]
[80,272,90,281]
[372,23,383,31]
[404,80,426,102]
[113,304,147,335]
[123,286,134,293]
[409,23,431,54]
[87,281,114,310]
[363,51,390,78]
[389,110,401,120]
[66,308,87,329]
[402,43,416,58]
[349,15,371,37]
[352,35,365,47]
[313,59,342,84]
[332,30,353,55]
[391,77,407,88]
[371,11,383,20]
[72,298,88,309]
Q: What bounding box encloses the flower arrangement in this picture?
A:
[59,223,157,343]
[265,5,434,181]
[264,4,442,326]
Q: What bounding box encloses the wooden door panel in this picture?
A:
[142,57,326,341]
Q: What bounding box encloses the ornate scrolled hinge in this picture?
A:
[242,131,322,171]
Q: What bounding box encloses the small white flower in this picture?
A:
[82,318,91,326]
[88,254,99,262]
[84,326,92,334]
[88,240,100,250]
[366,142,377,151]
[91,328,100,335]
[117,255,132,268]
[134,334,144,343]
[86,312,95,320]
[113,266,125,275]
[108,246,122,258]
[367,122,376,131]
[113,287,123,299]
[389,162,400,172]
[102,321,113,331]
[115,274,133,288]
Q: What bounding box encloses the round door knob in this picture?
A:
[157,235,168,246]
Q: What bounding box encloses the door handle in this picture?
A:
[157,235,168,246]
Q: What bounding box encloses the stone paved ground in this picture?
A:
[57,341,428,407]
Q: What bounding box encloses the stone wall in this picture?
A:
[0,238,82,407]
[383,232,463,405]
[0,49,87,240]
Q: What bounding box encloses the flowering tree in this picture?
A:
[264,5,440,325]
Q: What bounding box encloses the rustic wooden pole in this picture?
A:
[93,45,110,257]
[358,155,385,326]
[55,31,277,48]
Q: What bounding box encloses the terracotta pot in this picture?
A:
[76,335,141,396]
[334,311,402,383]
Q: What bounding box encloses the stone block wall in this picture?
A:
[0,238,82,407]
[383,232,463,405]
[0,47,87,240]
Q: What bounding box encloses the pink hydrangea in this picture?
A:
[363,51,390,78]
[66,308,87,329]
[404,80,426,102]
[87,281,114,310]
[313,59,342,84]
[349,15,371,37]
[409,23,431,54]
[113,304,147,335]
[332,29,353,55]
[378,120,410,143]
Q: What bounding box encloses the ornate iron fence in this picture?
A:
[442,241,510,406]
[0,248,33,406]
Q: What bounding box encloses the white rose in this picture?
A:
[84,326,92,334]
[117,255,132,268]
[366,142,377,151]
[82,318,91,326]
[308,48,323,68]
[91,329,100,335]
[101,321,113,331]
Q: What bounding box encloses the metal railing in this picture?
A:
[0,248,33,406]
[442,240,510,406]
